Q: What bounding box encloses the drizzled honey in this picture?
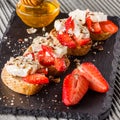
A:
[16,0,60,27]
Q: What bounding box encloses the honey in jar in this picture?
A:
[16,0,60,27]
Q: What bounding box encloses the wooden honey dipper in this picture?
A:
[21,0,44,6]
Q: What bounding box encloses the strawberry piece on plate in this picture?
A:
[57,32,76,48]
[78,62,109,93]
[22,73,49,84]
[37,45,55,66]
[54,57,66,72]
[62,69,89,106]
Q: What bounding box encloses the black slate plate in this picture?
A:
[0,12,120,120]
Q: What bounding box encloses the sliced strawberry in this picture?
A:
[22,73,49,84]
[92,22,102,33]
[57,32,76,48]
[65,17,75,32]
[37,68,48,75]
[54,57,66,72]
[100,20,118,34]
[86,17,102,33]
[86,17,92,30]
[78,62,109,93]
[41,45,54,57]
[37,45,55,66]
[62,69,89,106]
[73,35,90,46]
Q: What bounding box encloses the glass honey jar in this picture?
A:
[16,0,60,27]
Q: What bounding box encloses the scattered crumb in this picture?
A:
[92,51,97,55]
[74,58,80,63]
[27,27,37,34]
[44,32,49,37]
[30,104,34,107]
[92,59,96,62]
[28,36,33,39]
[49,76,61,83]
[54,95,58,98]
[18,39,23,43]
[67,107,70,109]
[42,27,46,32]
[107,51,110,54]
[10,102,14,106]
[24,38,29,42]
[20,101,23,103]
[4,36,8,39]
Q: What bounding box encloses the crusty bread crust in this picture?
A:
[50,29,92,56]
[90,32,111,41]
[1,67,43,95]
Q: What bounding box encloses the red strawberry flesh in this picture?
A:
[37,45,55,66]
[62,69,89,106]
[22,73,49,84]
[57,33,76,48]
[78,62,109,93]
[54,57,66,72]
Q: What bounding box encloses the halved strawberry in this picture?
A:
[22,73,49,84]
[78,62,109,93]
[54,57,66,72]
[57,32,76,48]
[37,45,55,66]
[65,17,75,32]
[62,69,89,106]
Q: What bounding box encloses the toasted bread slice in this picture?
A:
[1,67,43,95]
[50,29,92,56]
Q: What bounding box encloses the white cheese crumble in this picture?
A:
[54,19,66,33]
[69,9,107,24]
[88,11,107,22]
[5,56,40,77]
[32,36,67,58]
[69,9,87,24]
